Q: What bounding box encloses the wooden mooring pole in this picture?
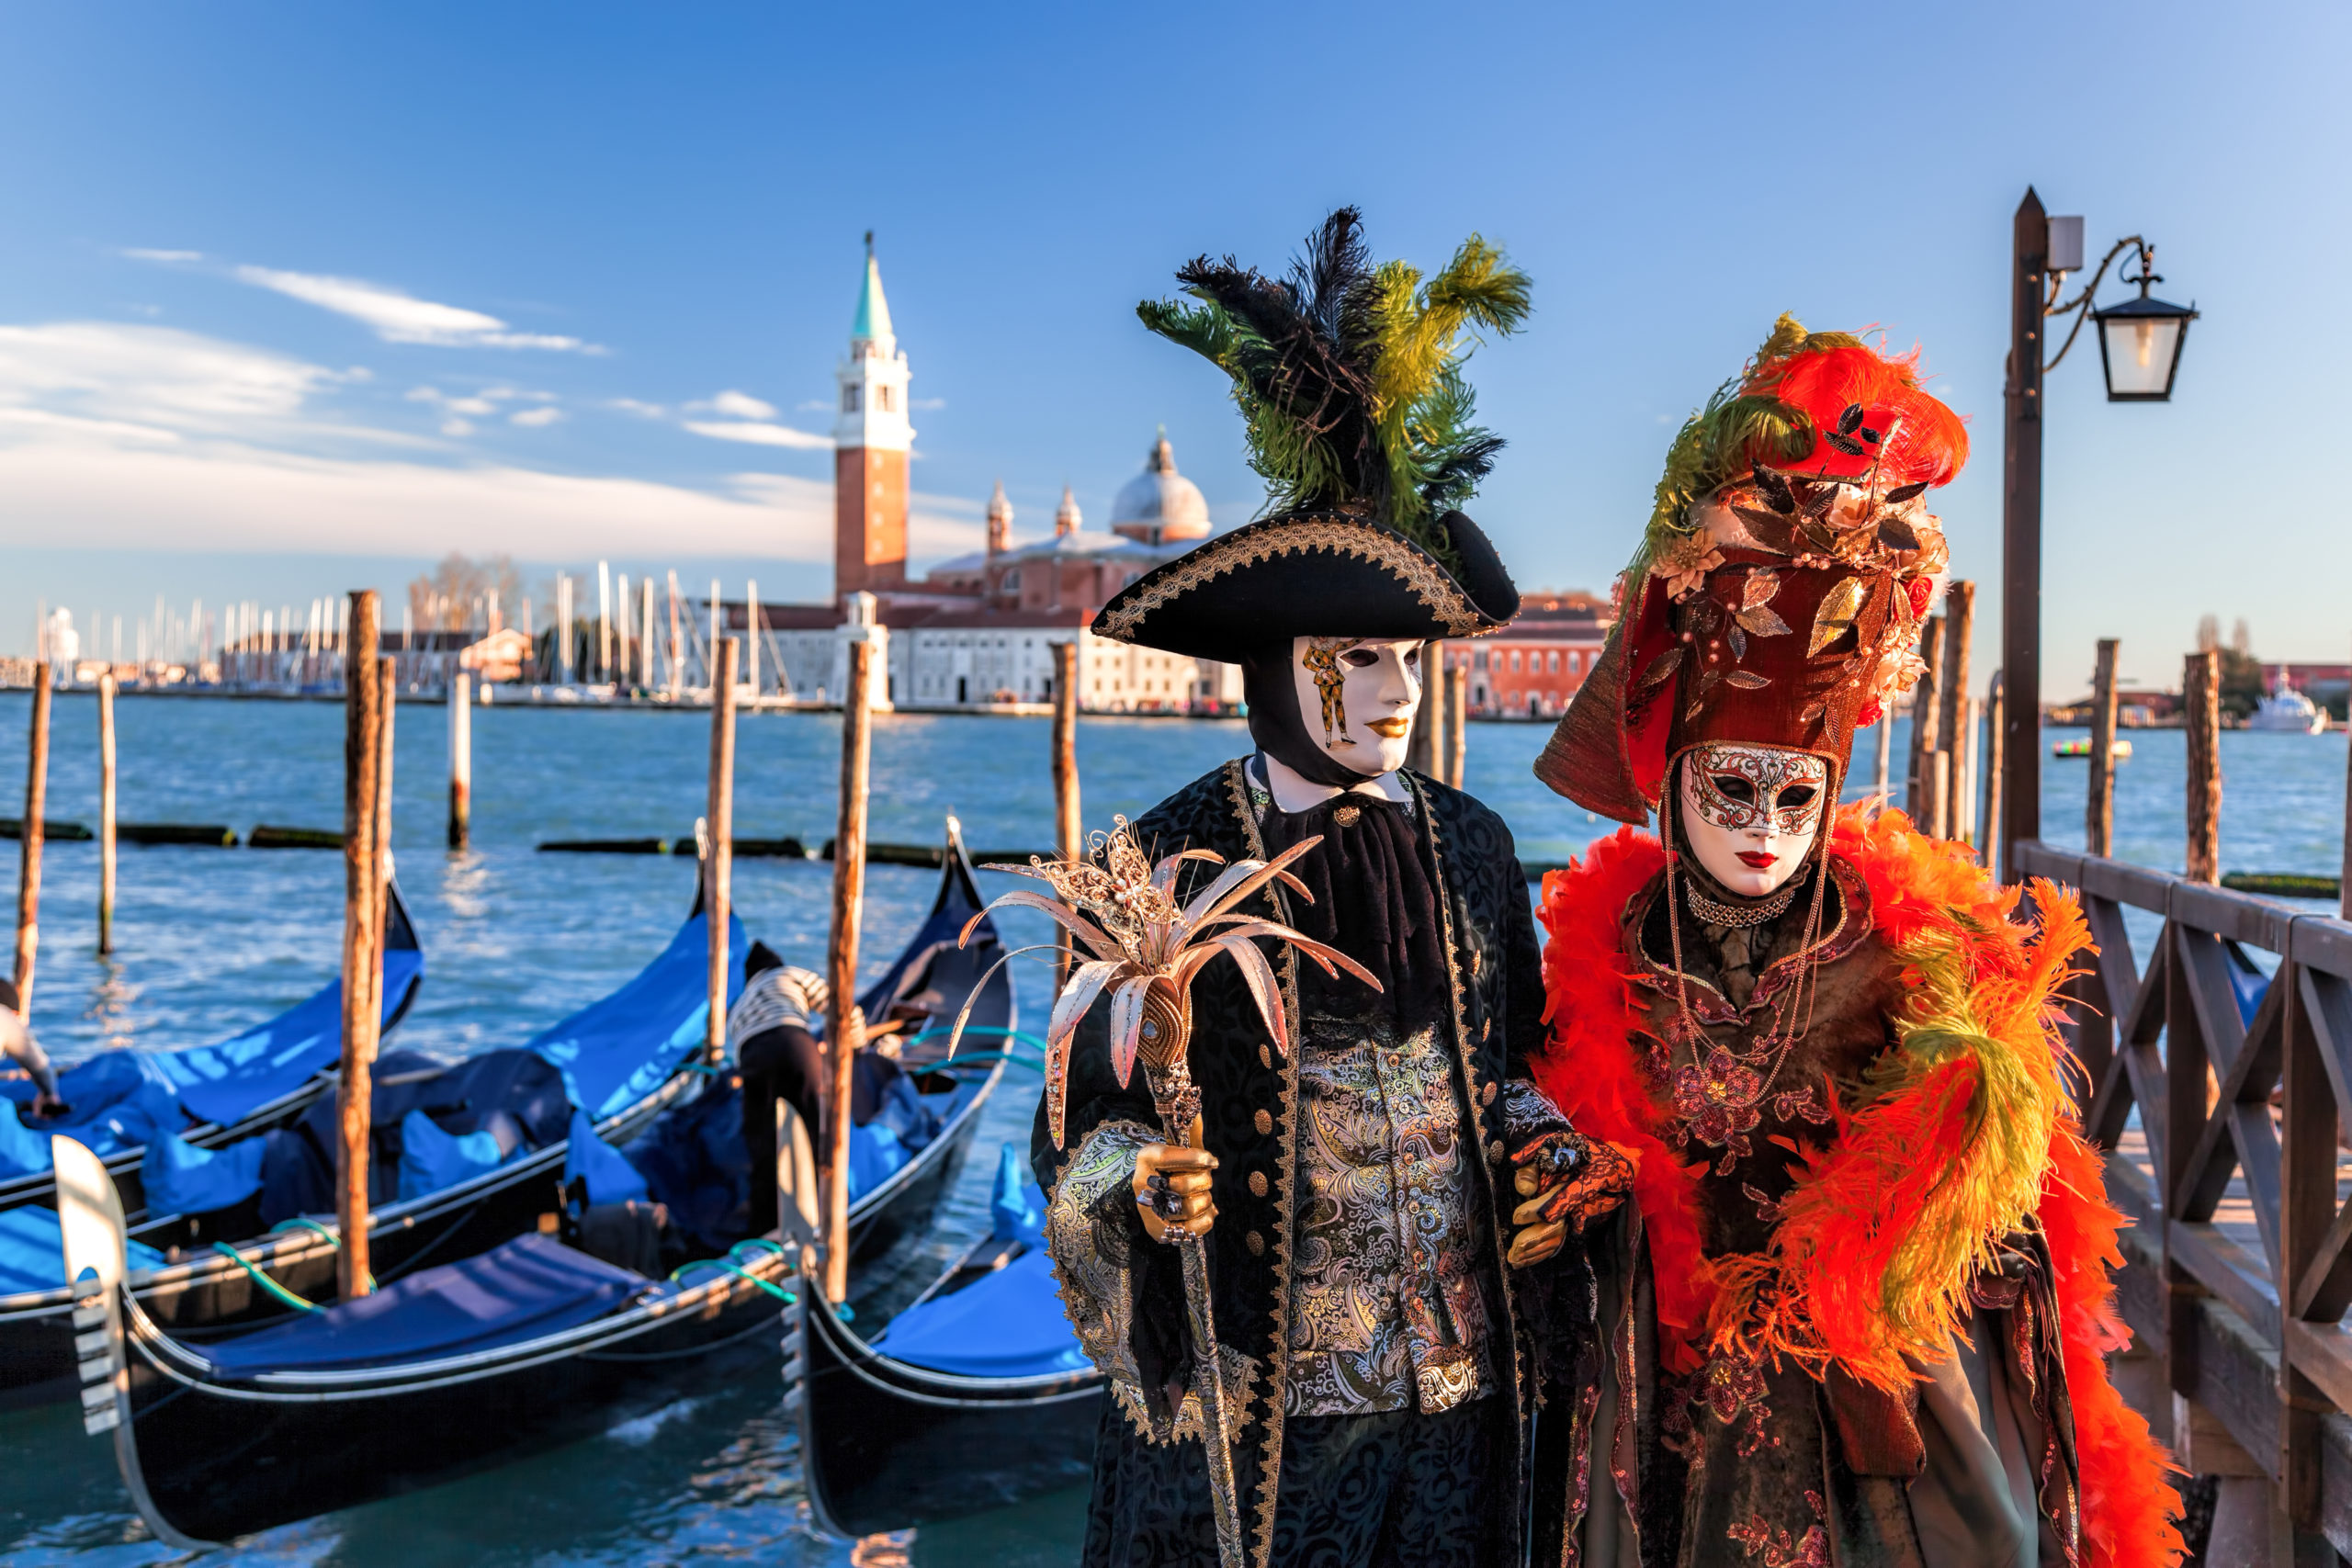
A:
[2086,638,2120,859]
[1448,665,1469,789]
[1052,640,1080,981]
[1906,616,1943,826]
[447,668,471,852]
[705,638,738,1066]
[1983,671,2005,859]
[823,638,876,1303]
[1408,642,1448,780]
[1937,581,1974,841]
[2184,648,2222,885]
[338,592,386,1298]
[97,672,118,956]
[14,666,50,1009]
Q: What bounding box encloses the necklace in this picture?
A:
[1683,879,1799,929]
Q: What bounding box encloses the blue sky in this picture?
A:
[0,2,2343,690]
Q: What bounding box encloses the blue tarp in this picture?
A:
[143,1128,269,1216]
[0,1205,164,1296]
[988,1142,1046,1246]
[0,946,425,1177]
[203,1234,641,1374]
[562,1110,649,1205]
[397,1108,510,1201]
[531,915,745,1120]
[871,1248,1089,1380]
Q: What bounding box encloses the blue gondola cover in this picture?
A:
[532,915,744,1119]
[871,1248,1090,1380]
[0,1206,164,1295]
[202,1234,643,1374]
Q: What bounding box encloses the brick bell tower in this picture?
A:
[833,232,914,602]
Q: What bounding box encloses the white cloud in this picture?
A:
[441,419,474,437]
[607,398,666,419]
[683,420,832,450]
[0,321,356,441]
[510,406,562,428]
[121,248,202,264]
[230,265,600,353]
[689,389,776,421]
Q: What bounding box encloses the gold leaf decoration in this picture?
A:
[1735,605,1792,637]
[1725,671,1771,689]
[1740,570,1782,610]
[1635,645,1684,691]
[1808,577,1866,656]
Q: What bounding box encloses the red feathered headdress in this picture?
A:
[1535,317,1967,823]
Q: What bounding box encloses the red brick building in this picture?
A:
[1440,593,1612,719]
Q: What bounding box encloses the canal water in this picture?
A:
[0,693,2341,1564]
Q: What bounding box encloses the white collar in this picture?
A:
[1256,751,1410,814]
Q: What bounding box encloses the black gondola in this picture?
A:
[0,877,711,1410]
[794,1144,1104,1538]
[57,825,1013,1547]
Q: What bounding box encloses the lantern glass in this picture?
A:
[2093,296,2197,401]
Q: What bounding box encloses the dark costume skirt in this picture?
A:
[1081,1396,1507,1568]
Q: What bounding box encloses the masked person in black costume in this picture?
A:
[1036,210,1633,1568]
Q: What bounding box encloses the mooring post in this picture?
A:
[2342,639,2352,920]
[14,664,51,1009]
[1983,672,2005,858]
[2087,638,2120,859]
[1906,617,1944,827]
[2185,648,2222,884]
[1051,639,1080,981]
[824,638,876,1303]
[1408,642,1447,778]
[373,658,395,965]
[97,672,117,955]
[1448,665,1469,789]
[1937,581,1974,840]
[447,668,471,852]
[705,638,739,1066]
[339,592,386,1298]
[1872,707,1894,805]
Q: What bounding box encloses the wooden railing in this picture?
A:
[2016,839,2352,1551]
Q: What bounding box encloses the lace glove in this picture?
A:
[1500,1081,1635,1267]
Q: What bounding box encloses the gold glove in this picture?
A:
[1133,1143,1218,1243]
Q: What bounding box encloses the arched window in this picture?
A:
[1509,650,1521,672]
[842,385,861,413]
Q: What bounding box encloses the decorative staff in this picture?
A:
[947,818,1374,1568]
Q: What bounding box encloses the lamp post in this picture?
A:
[1998,189,2198,881]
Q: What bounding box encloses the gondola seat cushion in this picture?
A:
[396,1108,512,1201]
[142,1127,270,1216]
[871,1247,1091,1380]
[565,1109,650,1205]
[201,1235,642,1375]
[0,1205,164,1295]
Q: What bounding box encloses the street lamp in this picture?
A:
[1997,189,2198,880]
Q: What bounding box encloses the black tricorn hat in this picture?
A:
[1091,507,1519,659]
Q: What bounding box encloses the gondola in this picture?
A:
[0,878,425,1221]
[794,1141,1103,1539]
[58,823,1012,1546]
[0,878,718,1410]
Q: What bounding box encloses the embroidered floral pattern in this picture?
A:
[1726,1488,1829,1567]
[1285,1010,1492,1417]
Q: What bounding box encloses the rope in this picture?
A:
[268,1217,339,1247]
[208,1243,322,1314]
[666,1257,797,1303]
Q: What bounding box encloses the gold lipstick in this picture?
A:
[1365,716,1411,739]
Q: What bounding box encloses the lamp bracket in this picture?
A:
[2041,235,2150,374]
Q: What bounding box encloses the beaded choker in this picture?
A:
[1682,875,1800,929]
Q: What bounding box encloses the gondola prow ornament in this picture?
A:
[950,821,1377,1568]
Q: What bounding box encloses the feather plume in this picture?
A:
[1137,208,1529,562]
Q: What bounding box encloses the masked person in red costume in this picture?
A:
[1524,317,2183,1567]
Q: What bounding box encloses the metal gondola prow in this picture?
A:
[52,1136,208,1552]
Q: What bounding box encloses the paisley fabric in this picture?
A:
[1036,761,1589,1568]
[1286,1010,1491,1417]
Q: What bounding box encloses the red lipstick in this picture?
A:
[1736,851,1777,869]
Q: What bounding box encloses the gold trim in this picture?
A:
[1228,758,1302,1568]
[1411,772,1533,1522]
[1098,516,1486,644]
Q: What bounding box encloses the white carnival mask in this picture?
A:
[1675,743,1828,897]
[1292,637,1422,777]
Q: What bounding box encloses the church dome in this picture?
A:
[1109,429,1210,544]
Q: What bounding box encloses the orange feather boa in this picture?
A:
[1532,806,2181,1568]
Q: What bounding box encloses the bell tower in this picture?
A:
[834,232,914,601]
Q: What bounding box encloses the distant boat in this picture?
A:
[2053,738,2134,761]
[2247,684,2328,734]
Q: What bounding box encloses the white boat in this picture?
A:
[2248,684,2328,734]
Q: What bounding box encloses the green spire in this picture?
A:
[852,231,894,346]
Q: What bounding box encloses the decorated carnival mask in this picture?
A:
[1674,743,1828,897]
[1291,637,1421,778]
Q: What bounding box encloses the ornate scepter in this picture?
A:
[947,818,1376,1568]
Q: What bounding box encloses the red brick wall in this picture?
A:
[835,446,908,598]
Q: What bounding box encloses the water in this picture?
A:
[0,693,2342,1563]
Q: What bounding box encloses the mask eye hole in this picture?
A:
[1778,785,1818,811]
[1340,648,1380,669]
[1710,775,1756,805]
